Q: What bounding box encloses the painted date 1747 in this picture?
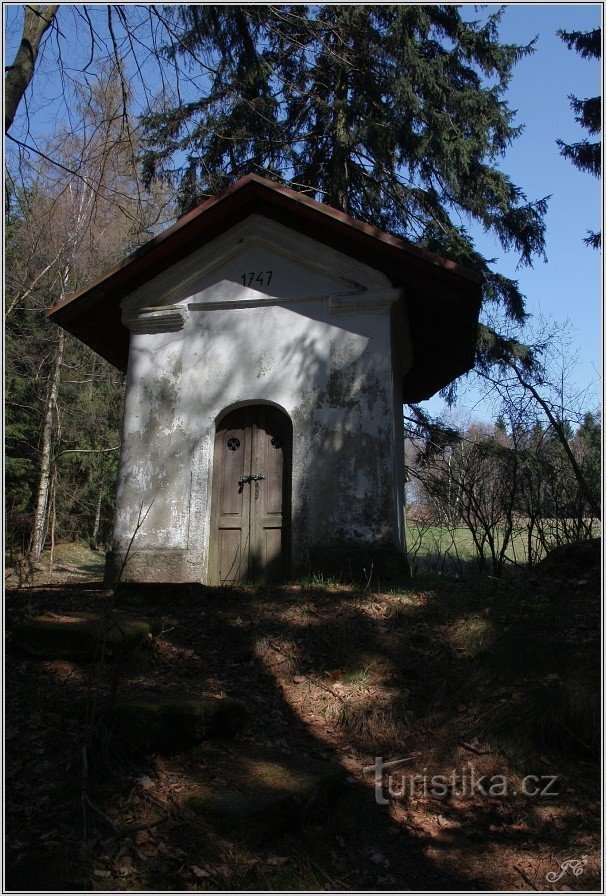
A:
[240,270,274,288]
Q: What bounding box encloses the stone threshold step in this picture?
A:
[183,745,346,843]
[14,612,151,661]
[113,696,247,755]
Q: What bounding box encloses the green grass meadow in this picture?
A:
[406,521,600,572]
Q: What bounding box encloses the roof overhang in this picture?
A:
[46,173,482,403]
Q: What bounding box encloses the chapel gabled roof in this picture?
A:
[46,173,482,402]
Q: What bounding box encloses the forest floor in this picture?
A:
[4,543,601,891]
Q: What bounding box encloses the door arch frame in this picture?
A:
[214,398,291,428]
[208,401,293,584]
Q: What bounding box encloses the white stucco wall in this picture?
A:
[108,215,413,583]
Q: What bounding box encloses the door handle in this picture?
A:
[251,474,265,499]
[238,474,266,495]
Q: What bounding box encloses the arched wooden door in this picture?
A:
[209,406,292,585]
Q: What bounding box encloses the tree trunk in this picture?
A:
[4,3,59,134]
[30,327,64,561]
[88,354,96,401]
[91,489,102,548]
[510,362,601,518]
[48,464,57,574]
[5,4,59,133]
[328,22,350,214]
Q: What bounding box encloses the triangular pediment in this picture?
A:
[121,215,391,318]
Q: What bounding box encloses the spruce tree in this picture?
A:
[556,27,601,248]
[142,5,549,372]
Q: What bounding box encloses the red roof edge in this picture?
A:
[46,174,481,320]
[45,173,483,403]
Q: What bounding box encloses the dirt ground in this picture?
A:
[4,546,601,891]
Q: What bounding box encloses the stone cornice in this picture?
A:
[328,288,403,314]
[123,306,187,333]
[187,287,404,314]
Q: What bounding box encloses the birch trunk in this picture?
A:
[91,489,102,548]
[48,465,57,574]
[30,327,64,560]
